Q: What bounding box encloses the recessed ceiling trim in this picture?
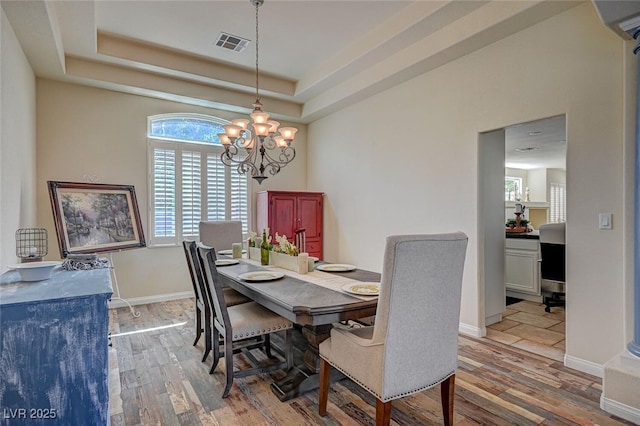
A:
[97,32,295,97]
[65,56,303,120]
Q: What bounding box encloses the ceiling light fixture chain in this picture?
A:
[254,0,261,102]
[219,0,297,184]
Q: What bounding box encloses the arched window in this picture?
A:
[147,114,249,246]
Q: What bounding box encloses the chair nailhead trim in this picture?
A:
[323,358,454,402]
[233,323,292,340]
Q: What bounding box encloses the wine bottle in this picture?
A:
[260,229,269,266]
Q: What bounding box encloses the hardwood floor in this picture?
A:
[108,299,633,425]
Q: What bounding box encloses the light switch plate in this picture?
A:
[599,213,612,230]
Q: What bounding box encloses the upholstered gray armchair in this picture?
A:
[199,220,243,251]
[318,233,468,426]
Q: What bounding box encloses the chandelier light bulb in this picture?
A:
[232,119,250,130]
[267,120,280,133]
[279,127,298,141]
[250,110,270,124]
[274,136,287,148]
[223,124,242,140]
[218,133,232,146]
[253,122,271,136]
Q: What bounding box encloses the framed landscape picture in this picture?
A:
[48,181,146,257]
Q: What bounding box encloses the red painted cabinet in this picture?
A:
[256,191,324,259]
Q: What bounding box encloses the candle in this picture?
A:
[298,252,309,274]
[29,247,37,257]
[232,243,242,259]
[515,203,523,214]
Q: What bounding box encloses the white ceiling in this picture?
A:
[2,0,584,125]
[505,115,566,170]
[2,0,576,170]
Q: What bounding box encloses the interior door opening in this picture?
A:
[480,114,567,361]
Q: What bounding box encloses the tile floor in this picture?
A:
[485,300,565,361]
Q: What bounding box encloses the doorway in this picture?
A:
[479,115,567,361]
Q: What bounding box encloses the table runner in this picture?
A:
[239,257,379,301]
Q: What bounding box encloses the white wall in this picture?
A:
[0,9,37,272]
[479,129,506,329]
[35,79,307,300]
[307,3,628,368]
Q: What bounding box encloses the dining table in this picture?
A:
[214,254,380,401]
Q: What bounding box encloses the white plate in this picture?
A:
[218,249,247,255]
[310,256,319,263]
[238,271,285,282]
[215,259,239,266]
[342,282,380,295]
[316,263,356,272]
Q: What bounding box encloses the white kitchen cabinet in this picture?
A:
[505,237,542,302]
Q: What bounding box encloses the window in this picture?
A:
[505,176,523,201]
[549,182,566,223]
[148,114,249,246]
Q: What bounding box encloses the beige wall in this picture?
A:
[35,80,307,300]
[307,3,630,368]
[0,9,37,272]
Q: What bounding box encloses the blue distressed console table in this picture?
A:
[0,267,113,425]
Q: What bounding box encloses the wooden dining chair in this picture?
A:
[198,245,294,398]
[294,228,306,253]
[318,233,468,426]
[182,240,207,349]
[182,240,250,362]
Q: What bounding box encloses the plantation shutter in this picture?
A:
[148,114,250,247]
[549,182,566,223]
[182,150,202,236]
[230,168,249,234]
[206,153,226,221]
[152,147,176,240]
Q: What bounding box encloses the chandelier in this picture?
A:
[219,0,298,184]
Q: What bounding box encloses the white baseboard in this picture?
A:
[564,354,604,378]
[601,395,640,424]
[459,322,485,338]
[109,291,192,309]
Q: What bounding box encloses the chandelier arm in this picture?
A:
[257,145,296,168]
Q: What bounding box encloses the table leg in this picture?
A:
[270,324,343,401]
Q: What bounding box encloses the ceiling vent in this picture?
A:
[215,32,250,52]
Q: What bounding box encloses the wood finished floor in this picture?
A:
[108,299,633,426]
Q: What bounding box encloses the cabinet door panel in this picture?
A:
[270,195,296,238]
[505,249,540,295]
[298,196,321,238]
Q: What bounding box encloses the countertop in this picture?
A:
[505,230,539,239]
[0,267,113,306]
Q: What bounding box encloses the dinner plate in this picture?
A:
[342,282,380,296]
[238,271,285,282]
[218,249,247,255]
[310,256,319,263]
[215,259,239,267]
[316,263,356,272]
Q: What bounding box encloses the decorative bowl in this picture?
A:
[8,261,62,282]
